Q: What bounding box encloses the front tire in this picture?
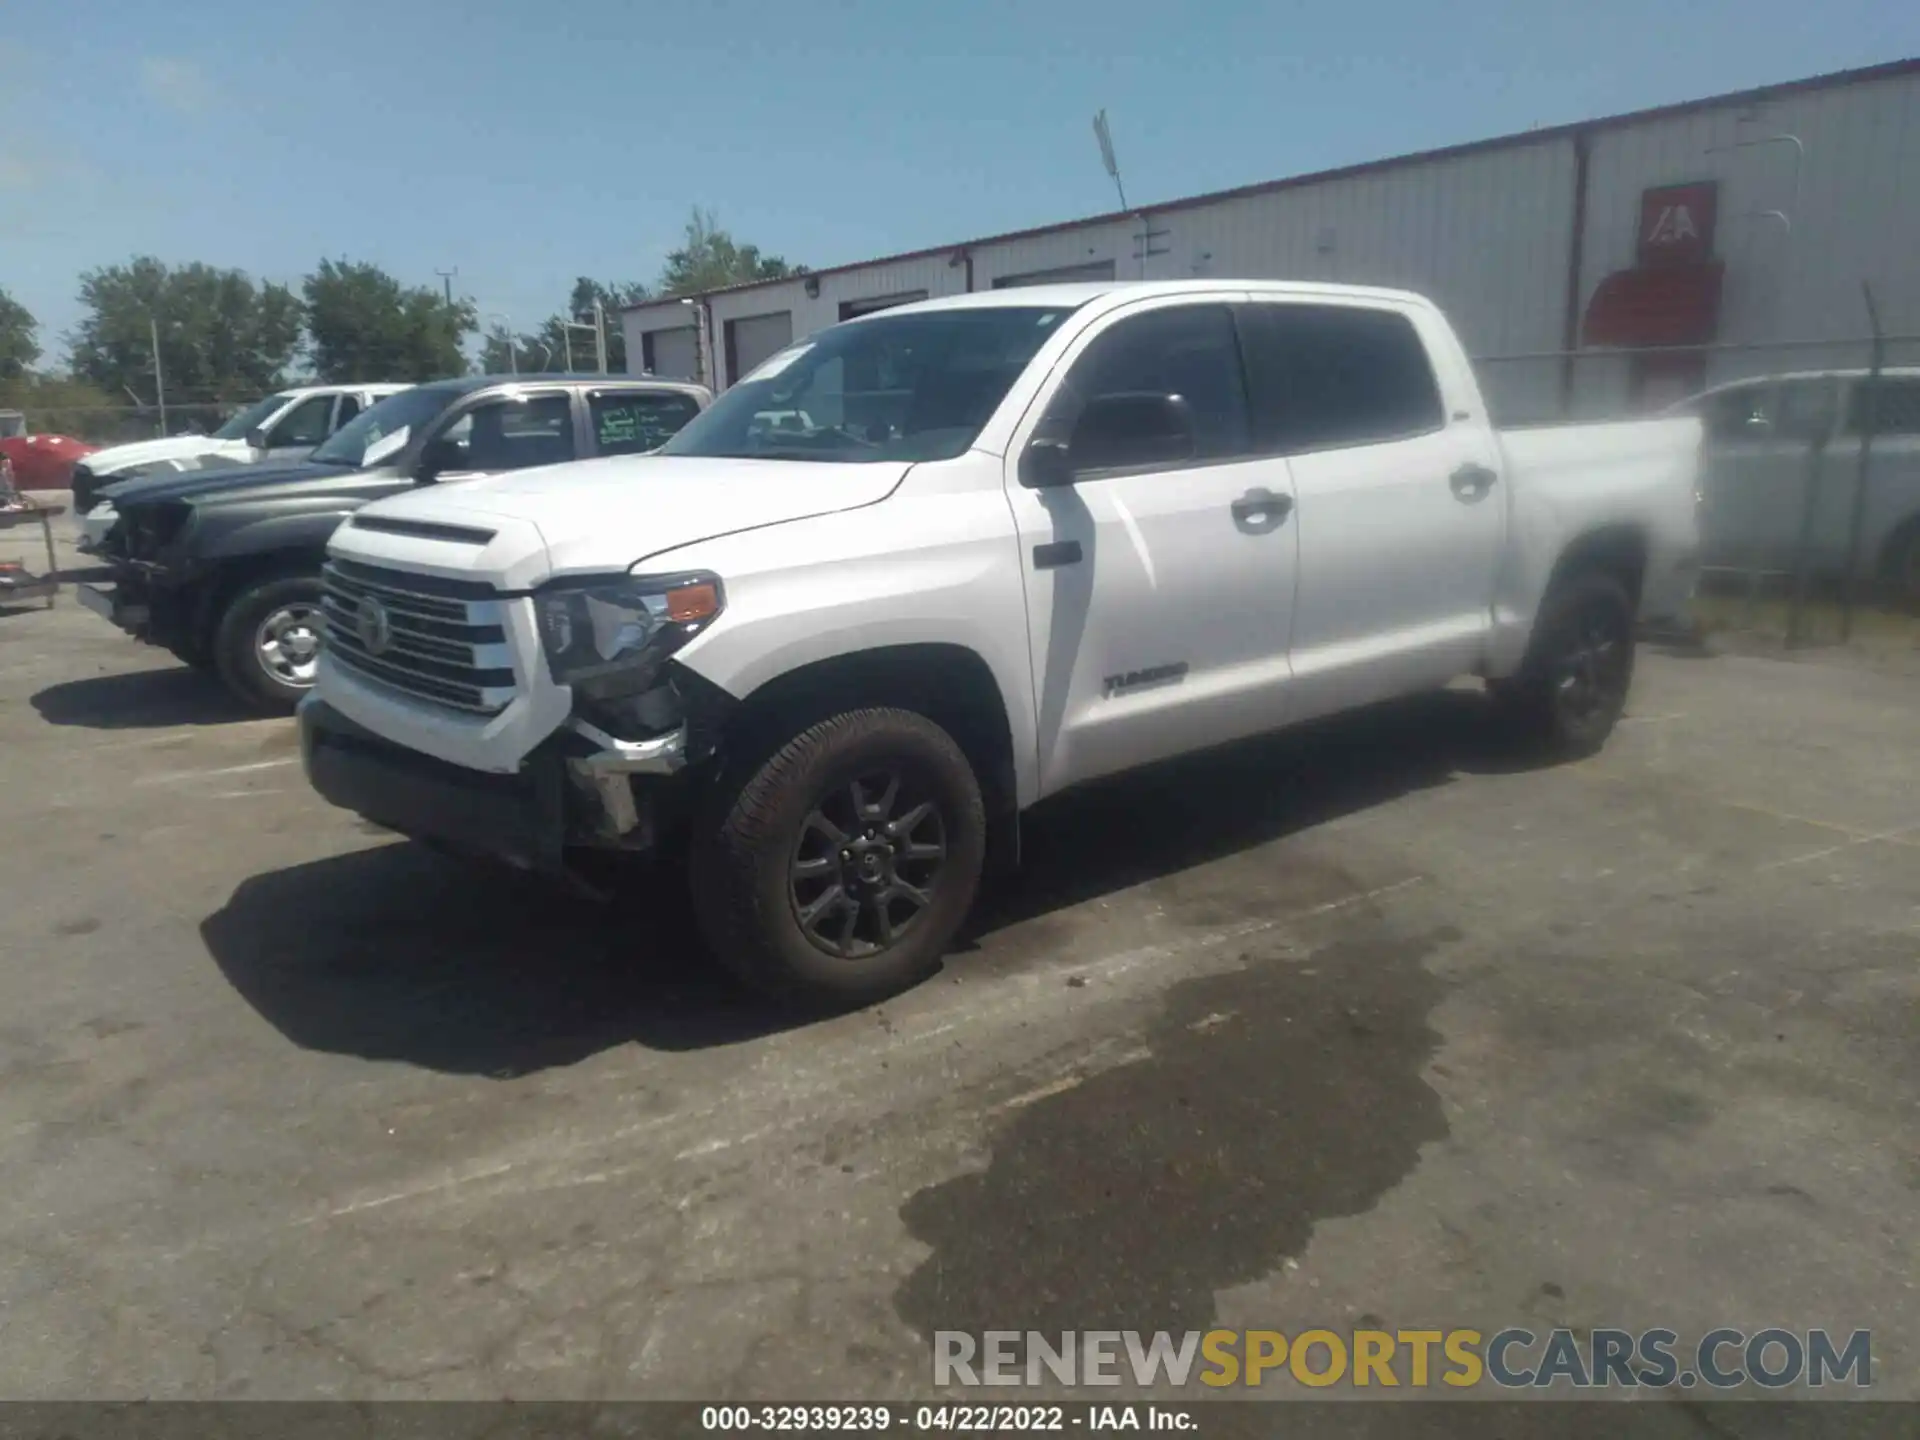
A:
[1493,571,1636,758]
[689,708,986,1006]
[212,573,325,715]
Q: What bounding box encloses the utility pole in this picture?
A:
[593,298,608,374]
[1092,110,1129,211]
[435,267,458,306]
[149,316,169,436]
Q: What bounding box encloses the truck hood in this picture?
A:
[104,460,398,512]
[104,459,329,510]
[339,454,911,585]
[84,435,248,478]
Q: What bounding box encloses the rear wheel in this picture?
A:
[212,573,325,714]
[689,707,986,1006]
[1493,571,1636,758]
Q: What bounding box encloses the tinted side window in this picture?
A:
[1239,304,1443,453]
[590,391,702,456]
[446,394,576,471]
[1844,378,1920,436]
[1048,304,1250,468]
[1702,386,1773,442]
[334,394,361,429]
[268,396,334,448]
[1774,379,1838,442]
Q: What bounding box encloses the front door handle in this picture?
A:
[1450,463,1498,502]
[1230,487,1293,532]
[1032,540,1082,569]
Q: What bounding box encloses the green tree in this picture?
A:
[303,259,476,383]
[0,374,125,444]
[68,258,302,404]
[0,287,39,381]
[658,209,801,297]
[478,276,650,375]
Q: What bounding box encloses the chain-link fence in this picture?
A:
[1474,331,1920,650]
[18,401,244,447]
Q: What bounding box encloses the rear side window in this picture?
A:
[1845,378,1920,436]
[334,395,361,429]
[1238,303,1444,453]
[590,391,703,456]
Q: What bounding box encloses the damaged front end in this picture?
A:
[76,499,201,653]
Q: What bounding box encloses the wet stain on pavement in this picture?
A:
[895,926,1451,1337]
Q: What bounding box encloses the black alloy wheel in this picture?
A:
[789,769,949,958]
[1550,604,1631,734]
[689,706,987,1005]
[1494,570,1636,757]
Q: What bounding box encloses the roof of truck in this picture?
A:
[857,278,1432,320]
[280,382,412,397]
[401,374,713,397]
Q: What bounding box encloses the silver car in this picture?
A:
[1670,369,1920,598]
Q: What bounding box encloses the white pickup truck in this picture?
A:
[300,281,1701,1004]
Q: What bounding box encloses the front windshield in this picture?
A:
[660,306,1078,463]
[212,393,294,441]
[310,386,455,467]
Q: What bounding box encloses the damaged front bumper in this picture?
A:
[76,578,152,635]
[298,696,694,873]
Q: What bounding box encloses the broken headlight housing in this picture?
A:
[535,571,724,700]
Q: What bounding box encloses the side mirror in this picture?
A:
[1020,436,1074,489]
[414,437,464,482]
[1069,391,1196,474]
[245,425,271,451]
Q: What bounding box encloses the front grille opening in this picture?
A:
[321,561,516,716]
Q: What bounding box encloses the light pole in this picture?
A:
[149,316,169,435]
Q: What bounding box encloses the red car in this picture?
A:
[0,430,97,491]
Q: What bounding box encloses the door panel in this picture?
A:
[1004,299,1299,795]
[1237,300,1503,718]
[1284,430,1502,714]
[1696,381,1838,575]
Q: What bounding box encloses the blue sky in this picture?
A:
[4,0,1915,363]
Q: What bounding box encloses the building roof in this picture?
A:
[624,55,1920,316]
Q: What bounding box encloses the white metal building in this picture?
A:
[622,58,1920,423]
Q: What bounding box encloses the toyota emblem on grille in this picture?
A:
[356,595,393,656]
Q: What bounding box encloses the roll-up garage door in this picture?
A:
[726,312,794,386]
[643,327,700,382]
[990,260,1116,289]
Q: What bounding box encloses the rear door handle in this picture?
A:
[1450,463,1498,502]
[1230,487,1293,532]
[1032,540,1082,569]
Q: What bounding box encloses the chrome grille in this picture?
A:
[321,559,516,715]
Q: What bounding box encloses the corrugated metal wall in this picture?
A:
[622,66,1919,421]
[1576,66,1920,410]
[1135,140,1577,422]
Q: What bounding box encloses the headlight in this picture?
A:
[535,571,724,692]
